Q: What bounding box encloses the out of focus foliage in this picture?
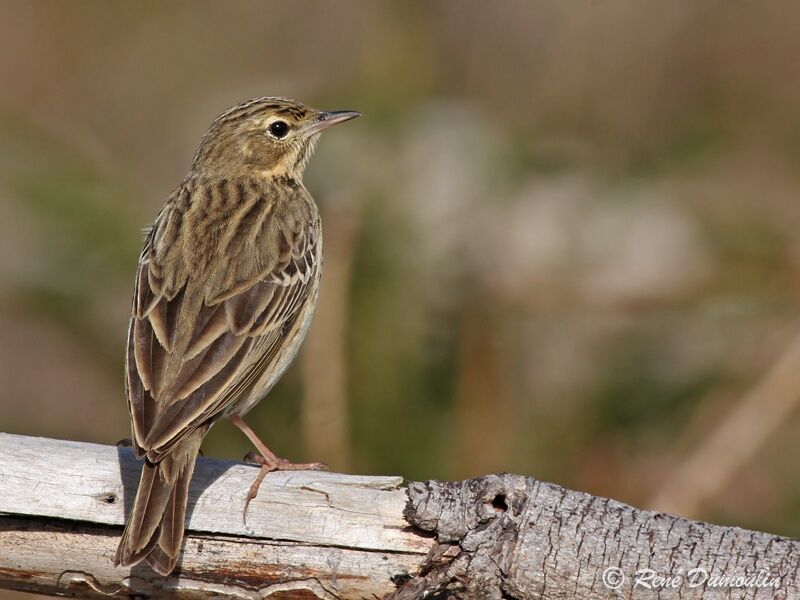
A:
[2,3,800,565]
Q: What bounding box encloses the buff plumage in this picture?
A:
[114,97,359,574]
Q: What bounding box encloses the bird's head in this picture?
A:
[192,97,360,180]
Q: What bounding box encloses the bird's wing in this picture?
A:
[125,184,319,462]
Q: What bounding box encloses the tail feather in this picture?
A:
[114,431,203,575]
[114,460,173,567]
[148,446,199,573]
[144,544,177,576]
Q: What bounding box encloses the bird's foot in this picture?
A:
[243,450,328,472]
[241,450,328,523]
[230,414,328,523]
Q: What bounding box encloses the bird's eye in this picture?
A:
[268,121,289,138]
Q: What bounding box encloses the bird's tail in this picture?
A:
[114,430,204,575]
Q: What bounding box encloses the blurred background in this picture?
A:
[2,3,800,594]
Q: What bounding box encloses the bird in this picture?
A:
[113,97,360,575]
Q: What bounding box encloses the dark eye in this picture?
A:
[268,120,289,138]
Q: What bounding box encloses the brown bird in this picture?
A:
[113,97,360,575]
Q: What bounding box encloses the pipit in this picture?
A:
[113,97,359,575]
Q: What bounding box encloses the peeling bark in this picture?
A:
[388,475,800,599]
[0,434,798,599]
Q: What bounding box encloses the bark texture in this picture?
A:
[0,433,797,599]
[389,475,799,599]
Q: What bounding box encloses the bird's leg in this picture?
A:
[229,415,327,521]
[229,415,328,471]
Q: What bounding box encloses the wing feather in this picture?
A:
[125,179,319,462]
[224,280,279,335]
[185,304,228,359]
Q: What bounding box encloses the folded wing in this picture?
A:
[125,181,319,462]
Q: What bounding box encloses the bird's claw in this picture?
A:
[241,452,328,524]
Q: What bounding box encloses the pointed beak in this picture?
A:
[304,110,361,135]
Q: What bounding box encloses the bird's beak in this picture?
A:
[304,110,361,135]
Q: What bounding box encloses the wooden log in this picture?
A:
[0,432,798,599]
[0,433,429,598]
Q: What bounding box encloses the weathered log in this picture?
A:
[0,433,797,599]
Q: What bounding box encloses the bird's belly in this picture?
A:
[227,283,319,418]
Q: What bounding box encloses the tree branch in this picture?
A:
[0,433,797,599]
